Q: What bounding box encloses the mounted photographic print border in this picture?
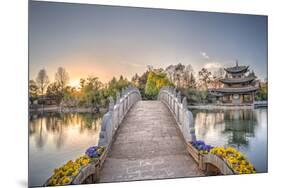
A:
[28,1,268,187]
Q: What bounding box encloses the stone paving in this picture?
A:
[99,101,204,183]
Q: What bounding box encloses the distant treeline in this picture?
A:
[29,63,267,109]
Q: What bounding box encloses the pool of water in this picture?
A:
[28,112,103,187]
[28,108,268,186]
[191,108,268,173]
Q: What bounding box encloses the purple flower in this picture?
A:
[85,146,99,158]
[191,140,213,152]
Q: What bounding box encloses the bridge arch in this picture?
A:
[68,86,204,185]
[201,154,234,175]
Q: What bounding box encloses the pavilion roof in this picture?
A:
[220,76,256,84]
[224,65,249,73]
[209,86,258,94]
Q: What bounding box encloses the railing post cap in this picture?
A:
[182,97,187,110]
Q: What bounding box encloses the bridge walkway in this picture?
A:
[99,100,203,183]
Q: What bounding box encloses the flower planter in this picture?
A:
[198,154,207,171]
[92,148,108,182]
[72,160,99,185]
[203,153,235,175]
[187,142,200,163]
[187,143,256,175]
[210,147,256,174]
[44,146,106,186]
[97,147,107,170]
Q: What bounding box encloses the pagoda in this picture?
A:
[210,61,258,105]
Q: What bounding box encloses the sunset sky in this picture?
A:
[29,1,267,87]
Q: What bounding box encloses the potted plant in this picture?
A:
[187,140,213,164]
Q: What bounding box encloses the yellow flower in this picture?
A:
[210,146,256,174]
[72,170,79,177]
[62,177,71,184]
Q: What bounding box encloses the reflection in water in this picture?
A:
[29,112,103,187]
[192,108,267,173]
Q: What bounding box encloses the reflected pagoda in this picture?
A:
[210,61,258,105]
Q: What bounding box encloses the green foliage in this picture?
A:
[144,71,173,99]
[179,88,208,104]
[103,76,130,101]
[134,71,149,99]
[46,82,62,104]
[29,80,39,98]
[62,86,79,107]
[31,63,266,109]
[255,82,268,101]
[79,76,103,107]
[198,68,212,90]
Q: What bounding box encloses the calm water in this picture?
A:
[29,113,103,187]
[191,108,268,173]
[29,108,267,186]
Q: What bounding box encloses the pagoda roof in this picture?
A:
[224,65,249,73]
[209,86,258,94]
[220,76,256,84]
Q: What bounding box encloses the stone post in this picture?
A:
[187,110,196,142]
[172,88,176,114]
[182,97,187,111]
[176,91,181,122]
[116,92,120,126]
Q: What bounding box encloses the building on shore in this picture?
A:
[209,61,258,105]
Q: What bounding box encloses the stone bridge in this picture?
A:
[97,86,204,183]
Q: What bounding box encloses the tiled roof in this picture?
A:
[224,66,249,73]
[220,76,255,84]
[209,86,258,93]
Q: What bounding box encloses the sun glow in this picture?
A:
[68,79,80,89]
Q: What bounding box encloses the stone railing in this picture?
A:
[158,86,196,143]
[98,86,141,147]
[44,87,141,186]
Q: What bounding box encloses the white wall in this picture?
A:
[0,1,280,188]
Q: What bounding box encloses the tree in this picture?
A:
[256,81,268,101]
[165,63,185,88]
[212,67,225,88]
[145,70,172,99]
[79,76,103,109]
[55,67,69,94]
[198,68,212,90]
[46,82,61,104]
[36,69,49,96]
[165,63,194,89]
[182,64,194,88]
[145,71,159,98]
[80,78,86,89]
[131,73,140,87]
[189,72,197,89]
[36,69,49,109]
[62,86,79,107]
[174,63,185,87]
[29,80,39,98]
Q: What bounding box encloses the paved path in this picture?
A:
[99,101,204,183]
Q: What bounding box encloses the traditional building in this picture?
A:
[209,61,258,105]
